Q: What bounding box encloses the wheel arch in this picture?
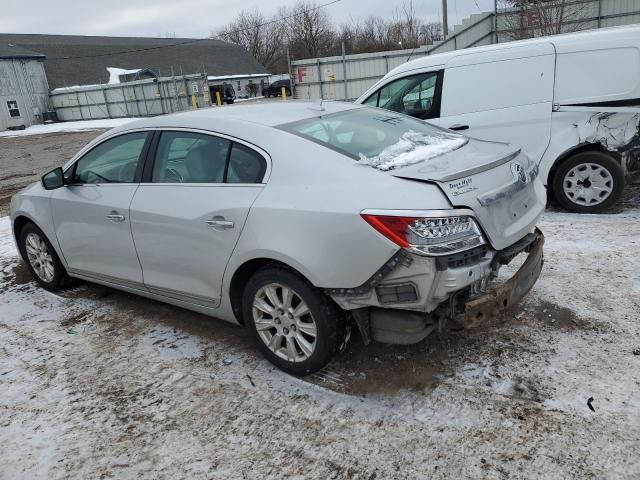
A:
[547,143,622,196]
[12,214,38,259]
[227,257,315,324]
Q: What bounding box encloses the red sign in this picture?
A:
[296,67,308,83]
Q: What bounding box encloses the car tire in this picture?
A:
[552,151,625,213]
[242,266,347,376]
[19,222,70,291]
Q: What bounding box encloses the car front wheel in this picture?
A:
[19,222,69,291]
[552,151,625,213]
[242,267,347,375]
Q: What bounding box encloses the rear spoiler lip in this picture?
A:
[390,148,521,183]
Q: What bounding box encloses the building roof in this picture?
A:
[0,33,269,89]
[0,42,45,59]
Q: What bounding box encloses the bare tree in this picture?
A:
[419,22,443,45]
[216,9,286,71]
[282,1,336,59]
[498,0,590,40]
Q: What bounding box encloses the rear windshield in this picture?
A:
[279,107,467,171]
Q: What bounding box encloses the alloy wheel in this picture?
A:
[25,232,55,283]
[563,162,614,207]
[252,283,317,363]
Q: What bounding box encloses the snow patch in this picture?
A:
[107,67,142,84]
[356,130,467,171]
[0,118,142,138]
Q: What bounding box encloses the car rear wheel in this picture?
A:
[552,151,624,213]
[242,267,346,375]
[19,223,69,291]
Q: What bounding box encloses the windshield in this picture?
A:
[279,107,468,171]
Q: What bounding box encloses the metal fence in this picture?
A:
[50,73,210,121]
[291,0,640,102]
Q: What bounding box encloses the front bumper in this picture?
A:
[463,228,544,326]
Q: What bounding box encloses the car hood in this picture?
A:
[388,138,546,250]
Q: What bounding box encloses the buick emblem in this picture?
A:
[511,162,528,185]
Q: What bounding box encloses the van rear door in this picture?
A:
[438,43,556,164]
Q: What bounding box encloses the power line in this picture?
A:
[47,0,343,61]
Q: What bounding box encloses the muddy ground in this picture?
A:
[0,130,106,216]
[1,130,640,479]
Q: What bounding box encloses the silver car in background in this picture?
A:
[10,101,545,375]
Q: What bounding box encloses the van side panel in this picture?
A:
[555,48,640,105]
[439,44,555,163]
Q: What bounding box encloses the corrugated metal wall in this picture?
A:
[292,0,640,102]
[0,58,49,131]
[50,73,210,121]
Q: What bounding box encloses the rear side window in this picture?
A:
[73,132,148,184]
[227,144,266,183]
[152,131,230,183]
[364,71,440,120]
[151,131,266,184]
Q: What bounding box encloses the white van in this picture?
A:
[356,25,640,213]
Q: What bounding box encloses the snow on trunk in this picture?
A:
[356,130,467,171]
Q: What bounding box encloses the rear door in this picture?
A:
[439,43,556,162]
[129,130,267,307]
[51,131,150,285]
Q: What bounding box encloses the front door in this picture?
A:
[130,130,267,307]
[51,131,150,285]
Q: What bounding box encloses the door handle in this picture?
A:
[106,213,125,223]
[207,216,234,230]
[449,124,469,131]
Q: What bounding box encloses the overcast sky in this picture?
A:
[2,0,496,38]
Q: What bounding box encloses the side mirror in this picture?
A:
[41,167,65,190]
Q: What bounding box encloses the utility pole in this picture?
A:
[442,0,448,38]
[494,0,498,43]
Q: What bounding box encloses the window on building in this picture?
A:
[7,100,20,118]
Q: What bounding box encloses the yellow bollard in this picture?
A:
[191,94,197,109]
[281,86,287,100]
[215,91,222,107]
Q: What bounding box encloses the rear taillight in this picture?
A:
[361,213,485,256]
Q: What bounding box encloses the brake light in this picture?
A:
[361,215,413,248]
[361,213,486,256]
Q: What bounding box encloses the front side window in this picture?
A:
[73,132,148,184]
[151,131,267,184]
[364,71,440,119]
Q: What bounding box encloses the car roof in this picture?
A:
[112,100,360,132]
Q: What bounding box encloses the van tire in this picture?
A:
[552,151,624,213]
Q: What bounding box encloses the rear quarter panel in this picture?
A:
[223,130,453,290]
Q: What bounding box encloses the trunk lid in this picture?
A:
[390,138,546,250]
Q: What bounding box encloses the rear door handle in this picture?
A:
[449,124,469,131]
[106,213,125,223]
[207,216,234,230]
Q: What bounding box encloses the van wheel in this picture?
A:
[19,222,70,291]
[242,267,347,376]
[552,151,624,213]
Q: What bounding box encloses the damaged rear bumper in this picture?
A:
[354,229,544,345]
[463,228,544,327]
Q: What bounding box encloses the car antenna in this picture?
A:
[308,99,325,118]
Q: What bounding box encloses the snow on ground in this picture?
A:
[1,209,639,479]
[0,118,142,138]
